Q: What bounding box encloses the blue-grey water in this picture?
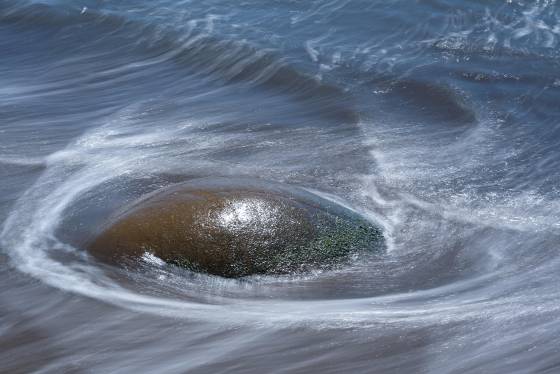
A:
[1,0,560,373]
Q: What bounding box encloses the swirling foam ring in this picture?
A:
[0,113,510,328]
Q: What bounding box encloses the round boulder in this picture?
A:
[87,178,383,278]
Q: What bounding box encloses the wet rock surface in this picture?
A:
[87,178,384,278]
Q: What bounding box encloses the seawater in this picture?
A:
[1,1,560,373]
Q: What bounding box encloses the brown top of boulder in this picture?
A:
[86,178,383,278]
[89,187,316,277]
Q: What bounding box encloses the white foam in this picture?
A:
[2,105,556,330]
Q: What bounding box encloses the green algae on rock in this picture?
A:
[86,178,384,278]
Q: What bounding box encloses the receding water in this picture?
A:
[1,1,560,373]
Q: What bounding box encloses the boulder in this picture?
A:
[87,178,383,278]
